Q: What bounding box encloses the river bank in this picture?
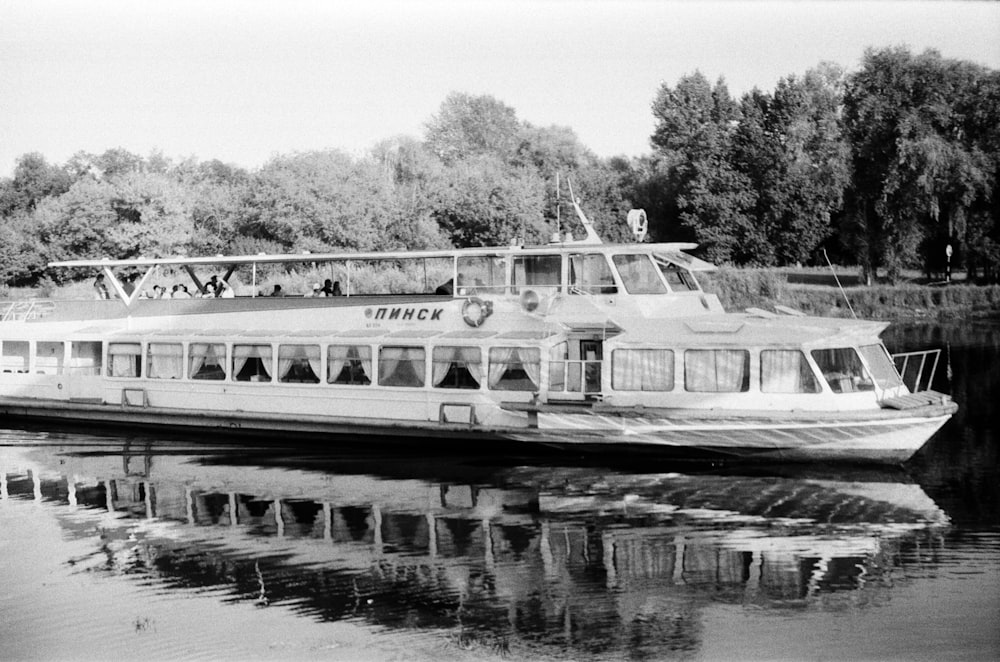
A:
[706,268,1000,320]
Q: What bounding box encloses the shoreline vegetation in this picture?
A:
[705,268,1000,321]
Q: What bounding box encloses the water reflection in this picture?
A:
[1,438,954,657]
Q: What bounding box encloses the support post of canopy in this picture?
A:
[183,265,205,295]
[102,266,127,302]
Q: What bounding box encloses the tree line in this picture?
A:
[2,46,998,289]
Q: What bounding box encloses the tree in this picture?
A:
[240,150,396,252]
[734,65,851,265]
[0,152,71,215]
[844,47,995,282]
[424,92,521,164]
[429,155,546,247]
[651,72,757,263]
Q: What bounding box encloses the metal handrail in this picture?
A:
[1,299,54,322]
[892,349,942,393]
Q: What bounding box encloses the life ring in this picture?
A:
[462,297,493,327]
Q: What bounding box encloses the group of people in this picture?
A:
[93,273,234,300]
[267,279,344,297]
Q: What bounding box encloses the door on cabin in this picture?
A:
[580,339,603,396]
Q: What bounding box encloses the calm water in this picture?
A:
[1,322,998,661]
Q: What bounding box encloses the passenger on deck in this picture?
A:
[93,274,110,299]
[270,284,284,297]
[305,283,323,297]
[202,282,218,298]
[321,279,335,296]
[171,284,193,299]
[331,281,343,296]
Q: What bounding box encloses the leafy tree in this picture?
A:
[429,155,546,247]
[425,92,521,163]
[96,147,146,180]
[240,150,396,251]
[844,47,995,282]
[0,152,71,215]
[651,72,758,263]
[0,213,46,285]
[106,172,194,258]
[734,65,850,265]
[33,178,120,262]
[31,173,193,265]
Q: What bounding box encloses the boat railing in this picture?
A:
[0,299,55,322]
[892,349,942,393]
[549,359,602,394]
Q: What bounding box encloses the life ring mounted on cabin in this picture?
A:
[462,297,493,327]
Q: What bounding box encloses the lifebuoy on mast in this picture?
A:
[461,297,493,327]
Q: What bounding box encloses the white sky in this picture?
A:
[2,0,998,177]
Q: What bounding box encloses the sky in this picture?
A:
[2,0,999,177]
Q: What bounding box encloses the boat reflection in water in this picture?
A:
[1,437,950,657]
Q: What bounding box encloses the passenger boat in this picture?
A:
[0,198,956,463]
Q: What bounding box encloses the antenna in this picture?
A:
[556,173,561,235]
[823,249,857,319]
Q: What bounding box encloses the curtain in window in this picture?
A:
[278,345,320,381]
[432,346,482,386]
[686,350,747,392]
[148,343,183,379]
[613,349,673,391]
[327,345,372,383]
[761,350,808,393]
[233,344,272,380]
[488,347,515,388]
[109,343,141,378]
[488,347,540,390]
[379,347,425,387]
[189,343,225,379]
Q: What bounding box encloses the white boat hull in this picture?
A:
[0,395,954,464]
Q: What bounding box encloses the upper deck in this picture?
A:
[37,237,724,327]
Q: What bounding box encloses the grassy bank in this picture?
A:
[704,268,1000,320]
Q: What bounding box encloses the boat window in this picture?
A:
[379,346,426,387]
[432,346,482,389]
[328,345,372,385]
[655,259,699,292]
[810,348,875,393]
[612,349,675,391]
[684,349,750,392]
[569,254,617,294]
[69,341,102,376]
[233,344,273,382]
[858,344,904,389]
[512,255,561,294]
[457,256,505,295]
[35,342,65,375]
[1,340,29,373]
[147,343,184,380]
[190,343,227,380]
[278,344,321,384]
[108,342,142,378]
[612,254,667,294]
[760,350,820,393]
[488,347,541,391]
